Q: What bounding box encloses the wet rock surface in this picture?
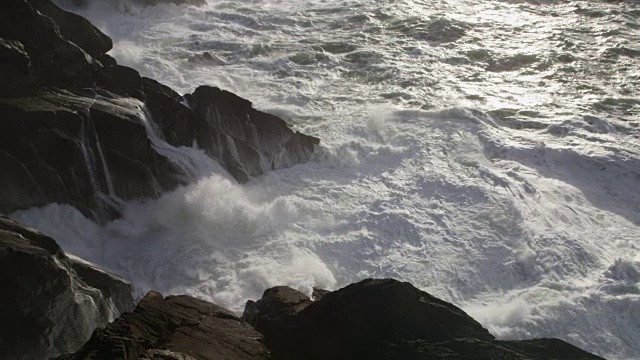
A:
[0,216,134,359]
[59,291,271,360]
[242,278,605,360]
[0,0,318,220]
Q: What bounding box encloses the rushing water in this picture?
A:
[13,0,640,358]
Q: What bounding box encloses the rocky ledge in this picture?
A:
[0,0,318,221]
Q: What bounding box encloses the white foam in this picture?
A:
[19,1,640,359]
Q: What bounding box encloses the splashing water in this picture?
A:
[15,0,640,358]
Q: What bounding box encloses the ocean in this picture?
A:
[12,0,640,358]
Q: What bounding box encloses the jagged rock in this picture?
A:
[59,291,271,360]
[28,0,113,58]
[0,216,134,359]
[0,0,98,89]
[0,0,319,219]
[185,86,320,182]
[242,278,604,360]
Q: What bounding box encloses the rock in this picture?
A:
[0,92,183,220]
[0,38,35,96]
[28,0,113,58]
[241,286,313,340]
[243,278,604,360]
[0,216,134,359]
[95,65,146,100]
[0,0,98,89]
[185,85,320,182]
[311,287,330,301]
[0,0,319,219]
[59,291,272,360]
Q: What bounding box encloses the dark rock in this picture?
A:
[0,0,319,219]
[240,286,313,340]
[142,77,198,147]
[185,85,320,182]
[28,0,113,58]
[0,91,183,220]
[0,0,98,89]
[95,65,145,100]
[59,291,271,360]
[311,287,330,301]
[0,216,134,359]
[243,278,604,360]
[0,38,35,96]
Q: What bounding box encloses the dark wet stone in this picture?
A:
[243,278,604,360]
[59,291,271,360]
[0,216,134,359]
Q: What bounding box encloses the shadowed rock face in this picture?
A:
[185,86,320,182]
[242,279,605,360]
[0,0,318,220]
[0,216,134,360]
[58,291,272,360]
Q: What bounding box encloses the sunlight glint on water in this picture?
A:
[13,0,640,359]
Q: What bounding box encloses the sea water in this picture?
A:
[13,0,640,358]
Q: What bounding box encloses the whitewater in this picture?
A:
[12,0,640,358]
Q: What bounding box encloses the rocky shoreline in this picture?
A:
[0,0,606,359]
[0,0,318,221]
[1,216,604,359]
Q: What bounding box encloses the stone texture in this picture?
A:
[242,278,605,360]
[185,86,320,182]
[0,92,182,220]
[0,216,134,360]
[0,0,319,220]
[0,0,97,89]
[59,291,271,360]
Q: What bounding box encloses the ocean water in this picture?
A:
[13,0,640,358]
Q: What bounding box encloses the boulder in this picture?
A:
[0,216,134,359]
[59,291,272,360]
[242,278,604,360]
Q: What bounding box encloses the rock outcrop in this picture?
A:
[58,291,271,360]
[0,216,134,360]
[57,277,605,360]
[0,0,318,220]
[242,279,605,360]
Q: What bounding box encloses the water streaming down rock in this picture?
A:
[0,0,319,221]
[4,0,640,358]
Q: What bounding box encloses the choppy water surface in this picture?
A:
[15,0,640,358]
